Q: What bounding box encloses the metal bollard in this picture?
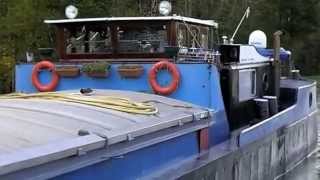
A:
[254,98,270,120]
[263,96,278,116]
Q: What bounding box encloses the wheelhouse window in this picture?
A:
[177,25,188,47]
[190,26,200,48]
[238,69,256,102]
[54,19,214,59]
[200,28,209,49]
[64,24,112,54]
[117,24,168,53]
[177,23,209,49]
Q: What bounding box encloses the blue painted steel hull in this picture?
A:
[12,64,317,180]
[52,133,200,180]
[16,63,230,146]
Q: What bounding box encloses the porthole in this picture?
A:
[309,92,313,108]
[262,73,269,92]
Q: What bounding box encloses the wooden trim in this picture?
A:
[198,128,209,152]
[169,21,177,46]
[64,53,168,60]
[59,58,174,64]
[55,20,183,61]
[56,26,66,59]
[114,53,169,59]
[111,25,118,55]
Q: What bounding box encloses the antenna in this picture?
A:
[230,7,250,44]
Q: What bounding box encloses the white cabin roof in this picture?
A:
[44,16,218,27]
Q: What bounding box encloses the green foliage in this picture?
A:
[0,0,62,58]
[280,0,319,37]
[0,55,15,93]
[81,62,111,74]
[293,32,320,75]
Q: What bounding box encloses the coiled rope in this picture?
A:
[0,92,158,115]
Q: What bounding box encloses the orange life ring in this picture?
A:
[149,60,180,95]
[31,60,59,92]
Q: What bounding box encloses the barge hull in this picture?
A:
[170,110,317,180]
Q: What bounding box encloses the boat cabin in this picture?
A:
[7,6,318,178]
[20,13,296,133]
[44,16,218,61]
[37,15,291,131]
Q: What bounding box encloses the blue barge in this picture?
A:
[3,9,318,180]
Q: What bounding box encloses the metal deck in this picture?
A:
[0,89,213,176]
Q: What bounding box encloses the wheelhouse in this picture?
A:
[45,16,218,61]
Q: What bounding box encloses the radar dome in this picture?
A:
[249,30,267,48]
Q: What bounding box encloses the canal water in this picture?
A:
[280,98,320,180]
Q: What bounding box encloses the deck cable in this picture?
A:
[0,92,158,115]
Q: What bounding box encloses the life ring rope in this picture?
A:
[148,60,180,95]
[31,60,59,92]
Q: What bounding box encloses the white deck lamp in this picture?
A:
[65,5,78,19]
[159,1,172,16]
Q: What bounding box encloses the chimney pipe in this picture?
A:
[272,30,283,99]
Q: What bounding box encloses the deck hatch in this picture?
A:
[0,90,213,175]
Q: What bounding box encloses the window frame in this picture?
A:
[238,69,257,102]
[55,20,211,61]
[176,23,209,49]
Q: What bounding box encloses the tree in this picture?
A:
[0,0,320,93]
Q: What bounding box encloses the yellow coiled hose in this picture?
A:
[0,92,158,115]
